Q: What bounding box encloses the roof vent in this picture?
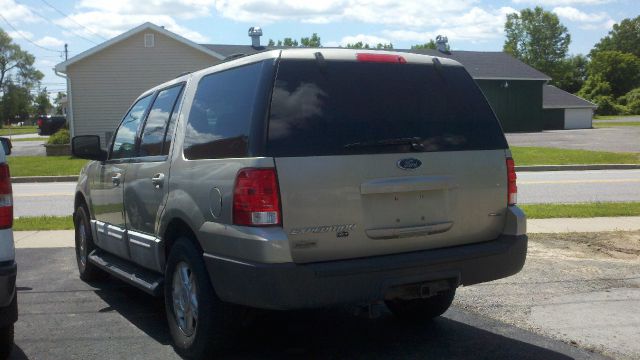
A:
[248,26,263,48]
[436,35,449,54]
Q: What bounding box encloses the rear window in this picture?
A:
[267,59,508,157]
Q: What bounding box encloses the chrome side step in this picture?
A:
[88,250,163,296]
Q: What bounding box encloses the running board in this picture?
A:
[88,250,164,296]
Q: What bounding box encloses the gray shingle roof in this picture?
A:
[201,44,551,81]
[543,85,597,109]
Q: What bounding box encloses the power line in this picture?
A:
[39,0,108,41]
[0,13,62,53]
[12,0,100,45]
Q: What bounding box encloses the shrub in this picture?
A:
[618,88,640,115]
[46,129,70,145]
[593,96,625,115]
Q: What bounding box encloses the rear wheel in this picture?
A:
[74,205,107,281]
[165,238,238,358]
[0,324,14,359]
[385,288,456,322]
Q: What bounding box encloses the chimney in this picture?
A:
[248,26,263,48]
[436,35,449,54]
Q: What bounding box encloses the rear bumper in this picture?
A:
[204,234,527,310]
[0,261,17,327]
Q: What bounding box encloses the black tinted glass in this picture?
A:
[139,85,183,157]
[267,60,508,157]
[111,95,152,159]
[184,62,264,160]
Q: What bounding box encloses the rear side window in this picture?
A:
[139,84,184,157]
[267,60,508,157]
[183,62,264,160]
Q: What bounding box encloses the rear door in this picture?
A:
[268,54,510,263]
[124,84,184,271]
[90,94,153,259]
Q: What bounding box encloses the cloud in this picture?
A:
[512,0,612,5]
[7,30,34,40]
[552,6,615,30]
[77,0,215,19]
[0,0,40,23]
[35,36,65,48]
[333,34,392,47]
[54,12,210,43]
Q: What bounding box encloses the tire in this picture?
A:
[164,238,238,358]
[385,288,456,322]
[73,205,107,282]
[0,324,14,360]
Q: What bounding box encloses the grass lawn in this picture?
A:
[521,202,640,219]
[8,156,88,177]
[594,115,639,120]
[593,121,640,128]
[511,146,640,166]
[14,216,73,231]
[0,126,38,136]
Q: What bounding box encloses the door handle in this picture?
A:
[111,173,122,186]
[151,173,165,188]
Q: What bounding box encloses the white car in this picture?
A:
[0,137,15,358]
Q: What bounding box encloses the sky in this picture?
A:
[1,0,638,97]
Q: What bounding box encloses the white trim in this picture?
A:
[55,22,225,73]
[544,105,597,109]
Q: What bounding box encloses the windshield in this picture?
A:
[266,59,508,157]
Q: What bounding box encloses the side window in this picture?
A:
[111,95,153,159]
[183,62,264,160]
[139,85,184,157]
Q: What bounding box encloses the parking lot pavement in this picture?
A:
[506,127,640,153]
[10,247,603,360]
[9,140,46,157]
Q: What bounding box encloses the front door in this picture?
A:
[90,94,153,259]
[124,84,184,271]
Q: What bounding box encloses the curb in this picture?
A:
[516,164,640,172]
[11,175,79,183]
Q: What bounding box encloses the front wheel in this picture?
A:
[385,288,456,322]
[165,238,238,358]
[74,205,107,282]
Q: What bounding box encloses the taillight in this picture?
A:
[0,163,13,229]
[37,119,43,127]
[356,53,407,64]
[506,158,517,206]
[233,168,281,226]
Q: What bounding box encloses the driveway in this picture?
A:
[6,134,48,157]
[506,127,640,153]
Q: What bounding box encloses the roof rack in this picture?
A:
[224,53,247,62]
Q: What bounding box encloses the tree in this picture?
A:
[33,88,52,116]
[591,16,640,58]
[268,34,322,48]
[554,55,588,93]
[411,40,437,50]
[503,7,571,80]
[53,91,66,115]
[584,51,640,98]
[1,81,31,124]
[345,42,393,49]
[0,28,43,92]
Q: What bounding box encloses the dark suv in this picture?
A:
[72,49,527,358]
[36,115,66,135]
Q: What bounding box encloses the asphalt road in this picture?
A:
[6,134,47,157]
[518,169,640,204]
[13,182,75,217]
[10,247,603,360]
[11,170,640,217]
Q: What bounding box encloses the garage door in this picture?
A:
[564,108,593,129]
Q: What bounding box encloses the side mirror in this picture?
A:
[0,137,11,155]
[72,135,107,161]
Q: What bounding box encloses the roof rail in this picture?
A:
[224,53,247,62]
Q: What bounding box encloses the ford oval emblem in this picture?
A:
[397,158,422,170]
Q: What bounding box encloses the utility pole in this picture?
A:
[64,43,68,61]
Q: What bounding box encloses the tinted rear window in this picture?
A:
[267,59,508,157]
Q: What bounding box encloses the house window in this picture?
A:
[144,33,155,48]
